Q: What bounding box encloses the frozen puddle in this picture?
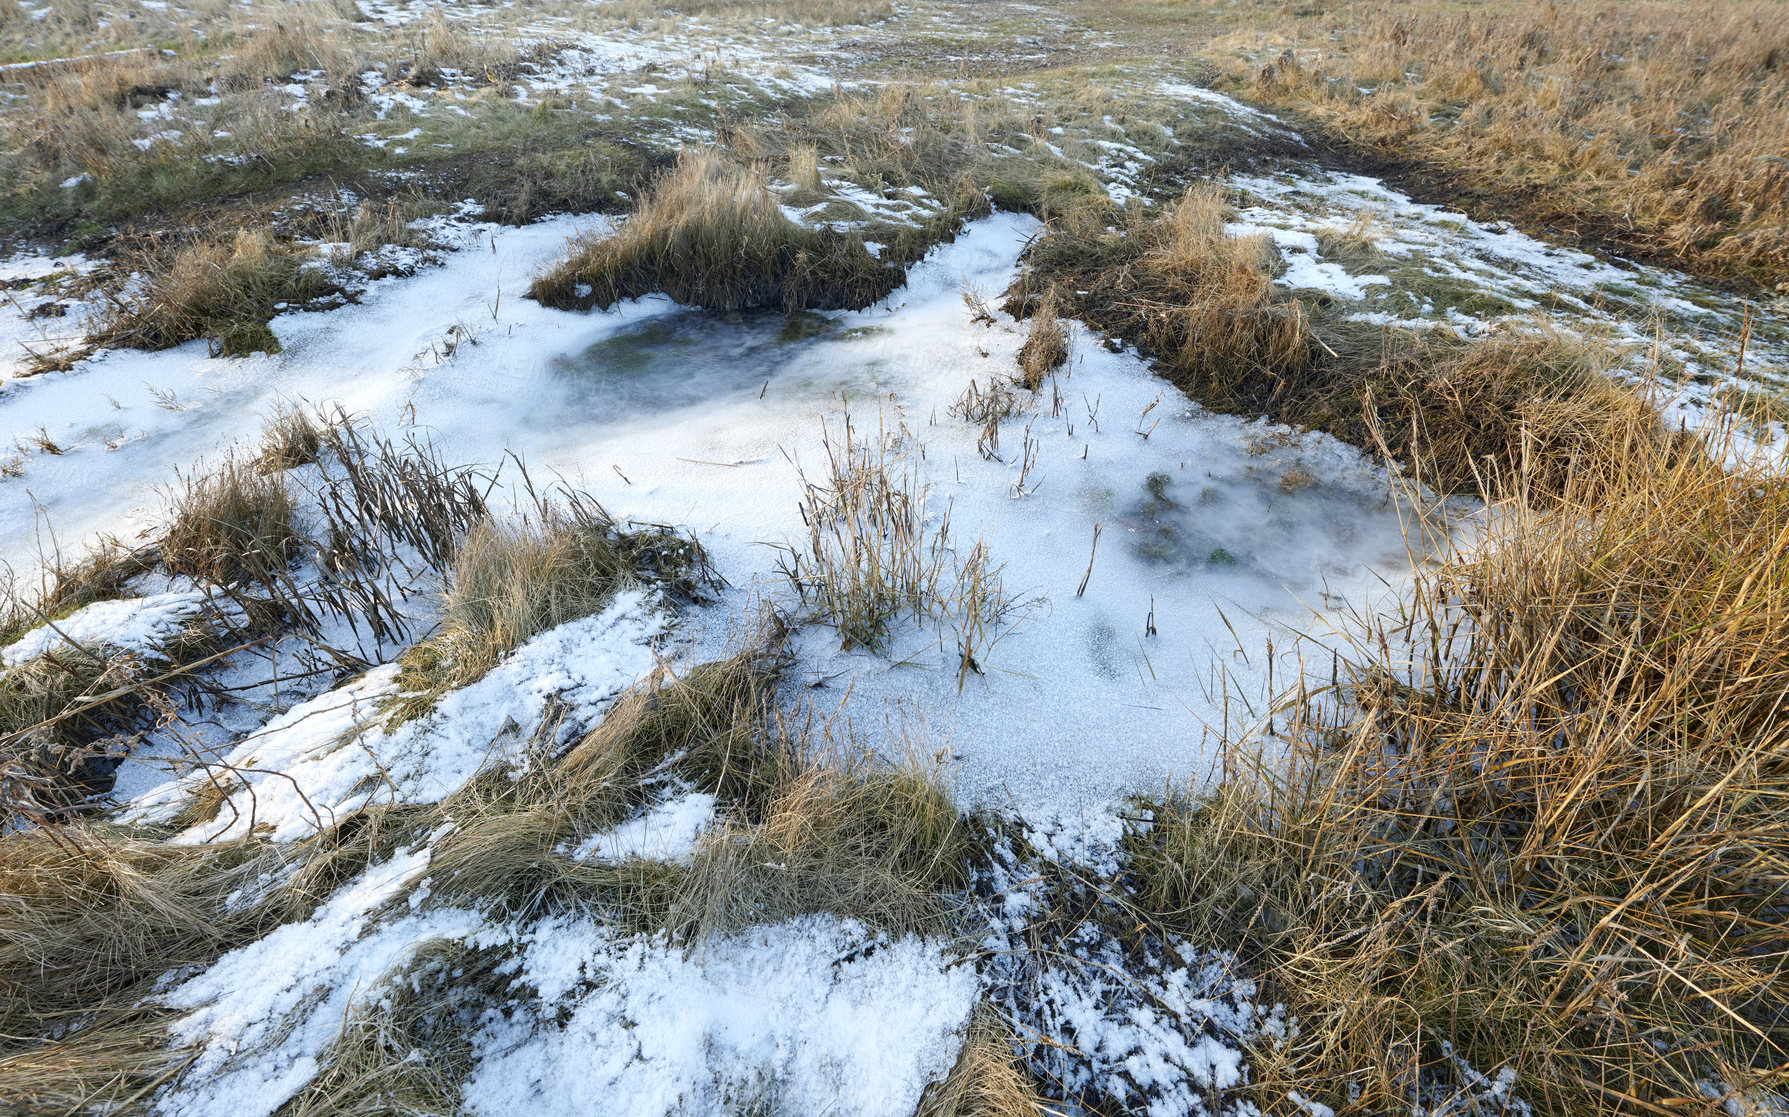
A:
[3,213,1424,812]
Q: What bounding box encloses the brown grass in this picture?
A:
[1228,0,1789,288]
[0,811,412,1113]
[529,150,902,313]
[85,229,338,361]
[387,495,710,723]
[919,1005,1054,1117]
[775,417,1013,679]
[1013,180,1666,496]
[254,401,328,474]
[0,537,159,648]
[428,634,967,939]
[1131,416,1789,1114]
[1014,293,1068,390]
[161,451,299,586]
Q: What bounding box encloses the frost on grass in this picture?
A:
[970,812,1290,1117]
[467,914,978,1117]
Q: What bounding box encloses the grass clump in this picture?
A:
[1129,420,1789,1114]
[428,634,967,940]
[254,402,330,474]
[529,151,900,314]
[388,495,710,723]
[1014,180,1665,497]
[1014,293,1068,390]
[161,452,299,586]
[0,538,159,648]
[676,727,966,939]
[0,651,155,826]
[85,229,338,362]
[919,1005,1052,1117]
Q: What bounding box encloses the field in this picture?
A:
[0,1,1785,1114]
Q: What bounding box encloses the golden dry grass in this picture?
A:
[1132,415,1789,1114]
[0,811,412,1113]
[387,498,709,723]
[918,1005,1053,1117]
[1013,180,1665,497]
[1228,0,1789,288]
[529,150,901,313]
[1014,292,1068,390]
[161,451,298,586]
[84,229,338,362]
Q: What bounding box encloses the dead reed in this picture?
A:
[1131,413,1789,1114]
[775,415,1015,683]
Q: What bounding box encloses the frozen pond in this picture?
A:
[1,213,1430,811]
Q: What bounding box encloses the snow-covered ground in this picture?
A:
[3,14,1782,1109]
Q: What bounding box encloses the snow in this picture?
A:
[1,589,210,666]
[972,810,1292,1116]
[466,914,978,1117]
[129,591,667,842]
[155,845,489,1117]
[565,789,715,863]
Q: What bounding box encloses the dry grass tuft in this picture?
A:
[675,725,965,938]
[429,633,966,938]
[1132,418,1789,1114]
[776,416,1015,682]
[0,809,412,1110]
[388,494,709,722]
[0,537,159,648]
[254,401,329,474]
[1015,180,1666,496]
[86,229,338,361]
[429,646,780,921]
[529,151,899,314]
[919,1004,1054,1117]
[161,452,299,586]
[1014,293,1068,390]
[0,651,155,826]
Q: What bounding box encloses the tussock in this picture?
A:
[530,151,900,313]
[1014,293,1068,390]
[429,646,780,921]
[86,229,338,361]
[0,812,412,1112]
[0,537,159,648]
[0,650,157,826]
[1014,181,1666,496]
[254,401,329,474]
[161,451,298,586]
[674,725,965,939]
[388,491,710,722]
[1133,417,1789,1113]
